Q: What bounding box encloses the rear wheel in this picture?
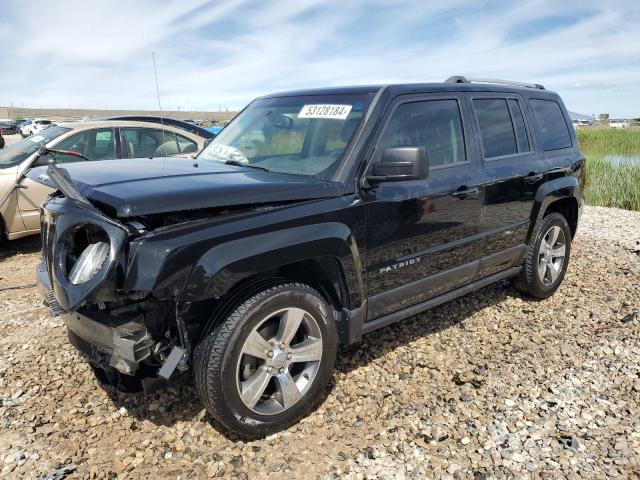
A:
[514,212,571,299]
[193,282,337,438]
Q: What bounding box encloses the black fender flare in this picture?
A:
[527,176,581,242]
[170,222,365,308]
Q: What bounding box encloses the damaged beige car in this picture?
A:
[0,120,207,241]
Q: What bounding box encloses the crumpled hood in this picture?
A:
[27,157,345,217]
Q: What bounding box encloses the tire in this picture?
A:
[193,282,338,438]
[0,136,4,149]
[514,212,571,299]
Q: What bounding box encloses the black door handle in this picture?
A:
[524,173,543,184]
[452,186,479,199]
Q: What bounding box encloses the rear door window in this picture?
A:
[473,99,517,158]
[176,134,198,154]
[379,99,466,168]
[123,127,185,157]
[507,99,531,153]
[529,99,572,151]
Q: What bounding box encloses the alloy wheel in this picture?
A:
[537,225,566,286]
[235,307,323,415]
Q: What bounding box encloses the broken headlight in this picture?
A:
[68,242,110,284]
[65,225,111,285]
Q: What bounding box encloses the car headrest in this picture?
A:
[154,140,179,156]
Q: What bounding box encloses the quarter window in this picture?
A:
[530,99,572,151]
[379,99,466,168]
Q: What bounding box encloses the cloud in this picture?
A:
[0,0,638,116]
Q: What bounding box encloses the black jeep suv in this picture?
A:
[32,76,584,438]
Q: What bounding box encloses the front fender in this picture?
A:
[180,222,364,307]
[124,220,365,308]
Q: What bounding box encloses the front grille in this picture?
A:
[68,329,111,368]
[68,329,93,357]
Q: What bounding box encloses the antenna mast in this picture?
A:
[152,52,168,159]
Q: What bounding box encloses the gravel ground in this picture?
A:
[0,206,639,479]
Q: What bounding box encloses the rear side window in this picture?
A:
[176,134,198,154]
[379,99,466,168]
[530,99,572,150]
[473,99,517,158]
[123,127,192,157]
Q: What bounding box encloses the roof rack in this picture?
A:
[445,76,545,90]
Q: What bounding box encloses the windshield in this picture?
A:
[0,126,70,168]
[197,94,373,179]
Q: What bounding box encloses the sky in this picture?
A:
[1,0,639,117]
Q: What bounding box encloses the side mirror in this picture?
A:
[34,154,55,167]
[367,147,428,183]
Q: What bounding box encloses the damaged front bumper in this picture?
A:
[37,263,153,374]
[37,196,189,390]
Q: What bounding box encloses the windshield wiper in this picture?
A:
[224,159,270,172]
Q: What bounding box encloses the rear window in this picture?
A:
[530,99,572,151]
[36,120,52,125]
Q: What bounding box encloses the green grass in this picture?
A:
[576,127,640,211]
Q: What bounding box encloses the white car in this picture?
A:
[610,120,630,129]
[20,119,54,137]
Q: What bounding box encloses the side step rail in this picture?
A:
[362,266,522,334]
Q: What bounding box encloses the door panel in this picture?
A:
[364,95,484,320]
[16,178,54,231]
[1,190,27,236]
[469,94,546,268]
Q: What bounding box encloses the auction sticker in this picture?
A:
[298,104,352,120]
[29,135,45,143]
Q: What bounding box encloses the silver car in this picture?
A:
[0,120,206,241]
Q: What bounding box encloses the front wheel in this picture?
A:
[514,212,571,299]
[194,282,337,438]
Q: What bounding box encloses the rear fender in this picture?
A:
[528,176,581,242]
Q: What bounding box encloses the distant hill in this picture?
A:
[568,111,592,121]
[0,106,237,123]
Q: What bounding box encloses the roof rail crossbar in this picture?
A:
[445,76,545,90]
